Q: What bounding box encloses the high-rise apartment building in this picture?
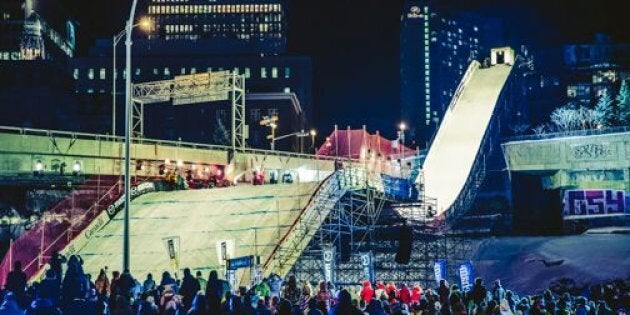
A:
[400,1,502,147]
[141,0,286,54]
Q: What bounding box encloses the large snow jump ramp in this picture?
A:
[423,62,513,215]
[71,183,319,278]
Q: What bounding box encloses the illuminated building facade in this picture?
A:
[400,0,502,147]
[142,0,286,54]
[564,33,630,104]
[0,0,76,61]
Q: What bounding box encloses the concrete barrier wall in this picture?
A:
[0,132,335,179]
[502,132,630,172]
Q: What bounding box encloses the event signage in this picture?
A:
[562,189,629,219]
[227,255,257,270]
[458,262,474,292]
[360,252,375,283]
[323,246,336,283]
[162,236,180,273]
[434,259,446,286]
[106,182,155,218]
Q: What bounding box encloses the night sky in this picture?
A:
[59,0,628,138]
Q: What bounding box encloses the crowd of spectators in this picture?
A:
[0,254,627,315]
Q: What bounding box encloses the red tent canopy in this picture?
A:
[316,128,416,159]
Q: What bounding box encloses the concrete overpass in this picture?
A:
[502,129,630,191]
[0,126,335,182]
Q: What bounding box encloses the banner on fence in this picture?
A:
[106,182,155,219]
[323,246,336,283]
[562,189,630,219]
[458,262,474,292]
[360,252,375,283]
[163,236,180,273]
[434,259,446,286]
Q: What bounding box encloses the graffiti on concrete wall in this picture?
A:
[562,189,630,219]
[569,143,616,161]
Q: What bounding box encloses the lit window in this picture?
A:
[153,68,158,75]
[244,67,251,78]
[283,87,290,93]
[261,67,267,78]
[190,67,196,74]
[284,67,290,79]
[271,67,278,78]
[164,68,170,76]
[73,69,79,80]
[88,69,94,80]
[100,68,106,80]
[181,68,186,75]
[135,68,141,76]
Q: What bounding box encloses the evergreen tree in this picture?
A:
[616,80,630,125]
[212,116,231,145]
[593,90,614,127]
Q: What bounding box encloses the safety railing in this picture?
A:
[504,125,630,142]
[0,176,123,285]
[0,125,342,162]
[262,171,345,277]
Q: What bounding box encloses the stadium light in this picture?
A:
[72,161,82,176]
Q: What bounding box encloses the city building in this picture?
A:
[140,0,286,54]
[0,0,76,61]
[68,0,312,150]
[400,0,503,147]
[564,33,630,104]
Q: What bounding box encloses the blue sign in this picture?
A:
[458,262,474,292]
[434,259,446,286]
[227,255,257,270]
[381,174,418,200]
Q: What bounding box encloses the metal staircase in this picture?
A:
[262,164,422,277]
[262,171,347,277]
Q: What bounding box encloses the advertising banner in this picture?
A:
[562,189,630,219]
[163,236,181,273]
[322,246,336,283]
[360,252,375,283]
[458,262,474,292]
[434,259,446,286]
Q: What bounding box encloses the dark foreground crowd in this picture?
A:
[0,255,628,315]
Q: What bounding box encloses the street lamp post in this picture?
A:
[123,0,140,273]
[112,18,150,137]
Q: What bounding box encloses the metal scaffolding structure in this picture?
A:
[131,71,247,150]
[283,165,473,286]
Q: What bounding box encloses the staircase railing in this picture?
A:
[262,171,346,277]
[0,177,122,285]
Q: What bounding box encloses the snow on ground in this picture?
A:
[471,234,630,294]
[75,182,319,279]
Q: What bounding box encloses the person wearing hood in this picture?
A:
[0,292,24,315]
[470,278,487,306]
[159,271,178,297]
[179,268,201,312]
[492,280,506,304]
[136,293,159,315]
[411,284,423,304]
[360,280,375,304]
[205,270,228,311]
[375,281,387,300]
[365,299,387,315]
[186,292,206,315]
[329,290,362,315]
[399,283,412,306]
[282,275,301,306]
